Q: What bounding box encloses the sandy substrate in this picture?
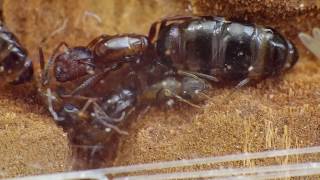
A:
[0,86,71,178]
[1,0,320,178]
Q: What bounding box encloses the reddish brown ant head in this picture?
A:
[54,47,94,82]
[93,35,149,63]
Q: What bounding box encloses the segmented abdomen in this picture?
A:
[156,17,297,83]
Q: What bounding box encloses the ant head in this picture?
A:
[54,47,94,82]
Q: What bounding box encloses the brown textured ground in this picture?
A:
[1,0,320,178]
[0,85,71,178]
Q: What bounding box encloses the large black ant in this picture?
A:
[0,14,299,169]
[0,22,33,85]
[38,37,208,134]
[37,15,298,136]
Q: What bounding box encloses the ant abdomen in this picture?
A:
[153,16,298,85]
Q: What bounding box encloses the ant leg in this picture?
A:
[46,88,64,121]
[93,101,126,123]
[177,70,205,82]
[190,72,219,82]
[227,78,251,97]
[235,78,250,89]
[197,91,211,99]
[77,98,97,118]
[74,96,124,123]
[177,70,213,100]
[39,48,45,73]
[38,48,48,85]
[92,102,128,135]
[162,88,202,109]
[177,70,218,83]
[69,65,119,95]
[60,94,97,118]
[40,18,69,45]
[69,73,103,95]
[221,78,251,104]
[60,94,127,134]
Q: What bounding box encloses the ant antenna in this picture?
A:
[73,10,103,38]
[82,11,102,26]
[38,47,46,85]
[40,18,69,46]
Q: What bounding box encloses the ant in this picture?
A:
[0,22,33,85]
[38,38,208,134]
[149,16,298,86]
[38,15,298,135]
[32,15,299,169]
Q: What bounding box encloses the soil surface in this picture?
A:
[1,0,320,178]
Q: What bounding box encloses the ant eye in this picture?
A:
[56,66,65,75]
